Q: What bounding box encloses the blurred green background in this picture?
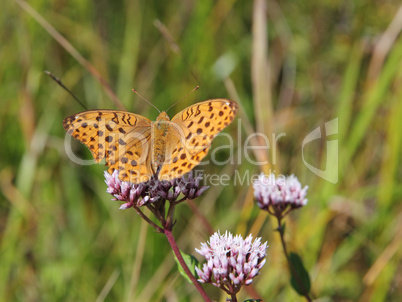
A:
[1,0,401,301]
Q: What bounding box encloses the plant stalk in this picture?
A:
[164,228,211,302]
[276,217,313,302]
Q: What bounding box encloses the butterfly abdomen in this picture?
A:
[151,112,171,175]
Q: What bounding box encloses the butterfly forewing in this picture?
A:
[63,110,154,182]
[158,99,238,180]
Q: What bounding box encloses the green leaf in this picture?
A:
[243,299,262,302]
[289,252,311,296]
[173,250,200,284]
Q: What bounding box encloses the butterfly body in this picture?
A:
[64,99,238,183]
[151,112,170,175]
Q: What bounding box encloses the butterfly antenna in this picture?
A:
[132,89,161,113]
[165,86,199,113]
[45,71,88,110]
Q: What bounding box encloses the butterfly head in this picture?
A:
[154,111,171,133]
[156,111,170,122]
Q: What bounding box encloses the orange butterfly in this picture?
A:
[64,99,238,183]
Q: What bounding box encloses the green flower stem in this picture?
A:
[133,207,163,232]
[276,217,313,302]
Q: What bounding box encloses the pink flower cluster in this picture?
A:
[104,170,209,209]
[195,231,267,294]
[104,170,152,208]
[253,173,308,213]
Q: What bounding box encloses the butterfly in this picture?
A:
[63,99,239,183]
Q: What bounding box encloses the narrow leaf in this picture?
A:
[289,252,311,296]
[173,251,199,284]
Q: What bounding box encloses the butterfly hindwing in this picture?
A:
[106,127,154,183]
